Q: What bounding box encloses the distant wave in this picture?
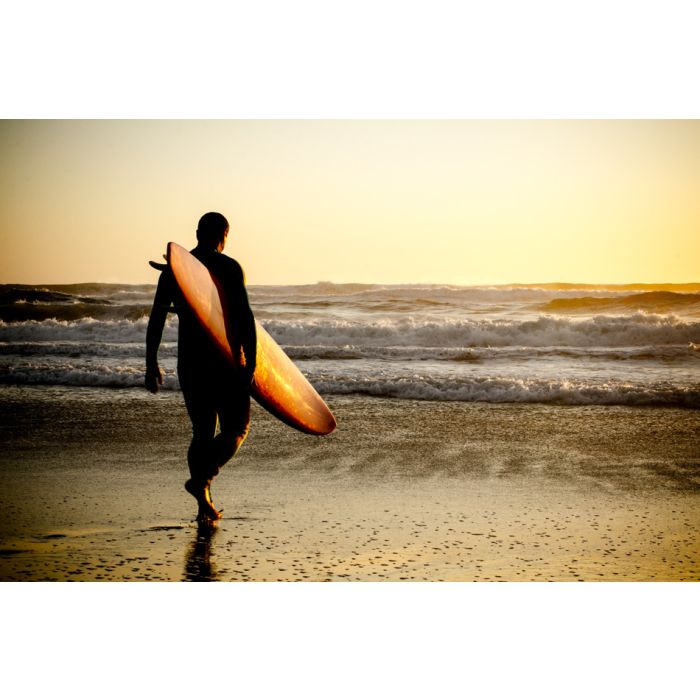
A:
[252,286,619,307]
[0,283,154,296]
[0,302,155,323]
[0,284,156,322]
[5,283,700,322]
[538,291,700,315]
[0,288,111,306]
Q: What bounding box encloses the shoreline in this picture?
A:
[1,387,699,581]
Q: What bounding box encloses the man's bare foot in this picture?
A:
[203,483,223,518]
[185,479,222,522]
[196,509,221,525]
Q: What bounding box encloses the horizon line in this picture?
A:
[2,280,700,290]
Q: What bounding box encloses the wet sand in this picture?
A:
[1,387,699,581]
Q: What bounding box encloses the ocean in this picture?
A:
[1,281,699,407]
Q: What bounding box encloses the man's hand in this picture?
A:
[145,365,164,394]
[232,364,255,389]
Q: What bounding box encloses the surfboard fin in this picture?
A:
[149,260,169,271]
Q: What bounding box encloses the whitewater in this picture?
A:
[1,282,699,407]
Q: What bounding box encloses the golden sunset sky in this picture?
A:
[1,120,698,285]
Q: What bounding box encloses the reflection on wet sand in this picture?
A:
[184,521,219,582]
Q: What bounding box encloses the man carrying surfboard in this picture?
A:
[145,212,257,523]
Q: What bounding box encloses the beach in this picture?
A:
[1,280,699,581]
[1,386,698,581]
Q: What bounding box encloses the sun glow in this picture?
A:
[1,120,698,285]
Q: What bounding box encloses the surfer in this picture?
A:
[145,212,257,522]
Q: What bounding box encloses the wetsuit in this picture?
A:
[146,246,257,486]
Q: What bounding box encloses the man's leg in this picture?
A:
[210,389,251,478]
[180,374,222,521]
[203,389,251,514]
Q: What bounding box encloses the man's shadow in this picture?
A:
[184,520,220,581]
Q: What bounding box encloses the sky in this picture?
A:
[1,120,698,286]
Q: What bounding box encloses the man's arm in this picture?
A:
[145,270,173,393]
[230,263,257,384]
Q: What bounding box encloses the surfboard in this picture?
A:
[166,242,336,436]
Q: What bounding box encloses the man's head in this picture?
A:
[196,212,229,251]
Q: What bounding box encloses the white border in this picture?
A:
[2,1,699,118]
[2,583,698,698]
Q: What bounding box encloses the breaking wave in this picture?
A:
[0,317,177,344]
[1,313,698,351]
[314,376,700,408]
[263,313,699,348]
[1,360,697,408]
